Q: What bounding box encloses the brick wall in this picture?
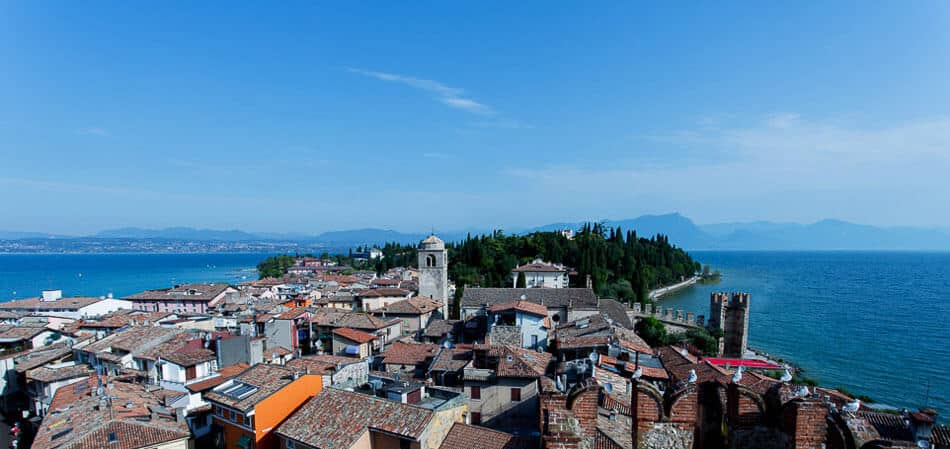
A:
[569,387,599,439]
[631,381,663,442]
[782,399,828,449]
[727,384,764,429]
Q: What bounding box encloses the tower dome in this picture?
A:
[419,234,445,250]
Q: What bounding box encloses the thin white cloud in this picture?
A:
[469,119,534,130]
[81,128,110,136]
[347,68,493,115]
[501,114,950,225]
[422,152,450,159]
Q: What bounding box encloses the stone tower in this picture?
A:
[418,234,448,318]
[708,292,750,358]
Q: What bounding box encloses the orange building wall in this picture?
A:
[213,415,255,449]
[253,374,323,449]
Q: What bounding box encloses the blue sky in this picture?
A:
[3,2,950,234]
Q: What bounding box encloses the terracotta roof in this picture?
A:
[266,346,292,358]
[440,423,524,449]
[375,296,443,315]
[857,411,914,442]
[204,364,306,412]
[0,324,50,341]
[312,310,400,330]
[430,346,473,372]
[462,288,597,309]
[81,326,180,355]
[78,311,171,329]
[276,308,309,320]
[287,355,360,376]
[286,358,338,375]
[276,388,433,448]
[557,335,609,350]
[371,278,400,286]
[185,363,250,393]
[474,345,552,378]
[381,341,440,366]
[0,296,107,311]
[12,343,72,372]
[488,300,548,317]
[163,348,216,367]
[33,376,188,449]
[124,283,232,302]
[934,424,950,447]
[26,364,93,383]
[424,319,462,339]
[333,327,376,344]
[359,287,410,298]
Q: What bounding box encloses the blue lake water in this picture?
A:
[0,253,268,298]
[0,251,947,418]
[661,251,950,418]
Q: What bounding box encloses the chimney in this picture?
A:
[907,408,937,445]
[585,275,592,289]
[215,335,223,370]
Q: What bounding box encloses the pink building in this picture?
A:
[125,283,236,314]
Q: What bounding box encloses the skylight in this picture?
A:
[219,381,258,399]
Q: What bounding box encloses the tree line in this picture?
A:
[448,224,700,305]
[258,224,700,307]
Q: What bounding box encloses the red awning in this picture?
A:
[702,358,781,369]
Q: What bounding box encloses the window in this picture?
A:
[470,386,480,400]
[470,412,481,425]
[511,387,521,402]
[286,439,295,449]
[186,365,197,380]
[531,334,539,348]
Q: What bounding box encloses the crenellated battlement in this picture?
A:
[708,292,751,358]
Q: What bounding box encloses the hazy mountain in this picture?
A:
[523,213,714,249]
[712,219,950,250]
[8,215,950,250]
[526,215,950,250]
[94,227,261,241]
[314,228,429,245]
[0,231,72,240]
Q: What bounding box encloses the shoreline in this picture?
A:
[649,275,700,300]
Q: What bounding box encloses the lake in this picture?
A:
[661,251,949,417]
[1,251,947,418]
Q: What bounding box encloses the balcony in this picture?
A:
[463,368,495,382]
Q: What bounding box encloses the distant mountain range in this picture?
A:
[4,214,950,250]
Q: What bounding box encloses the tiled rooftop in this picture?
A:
[380,341,440,366]
[33,376,188,449]
[276,388,433,449]
[439,423,524,449]
[125,283,231,302]
[333,327,375,344]
[204,364,302,412]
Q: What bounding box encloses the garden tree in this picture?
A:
[516,271,526,288]
[635,317,668,347]
[257,254,303,279]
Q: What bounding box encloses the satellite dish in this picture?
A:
[520,294,527,300]
[443,340,453,349]
[588,352,598,363]
[604,383,613,394]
